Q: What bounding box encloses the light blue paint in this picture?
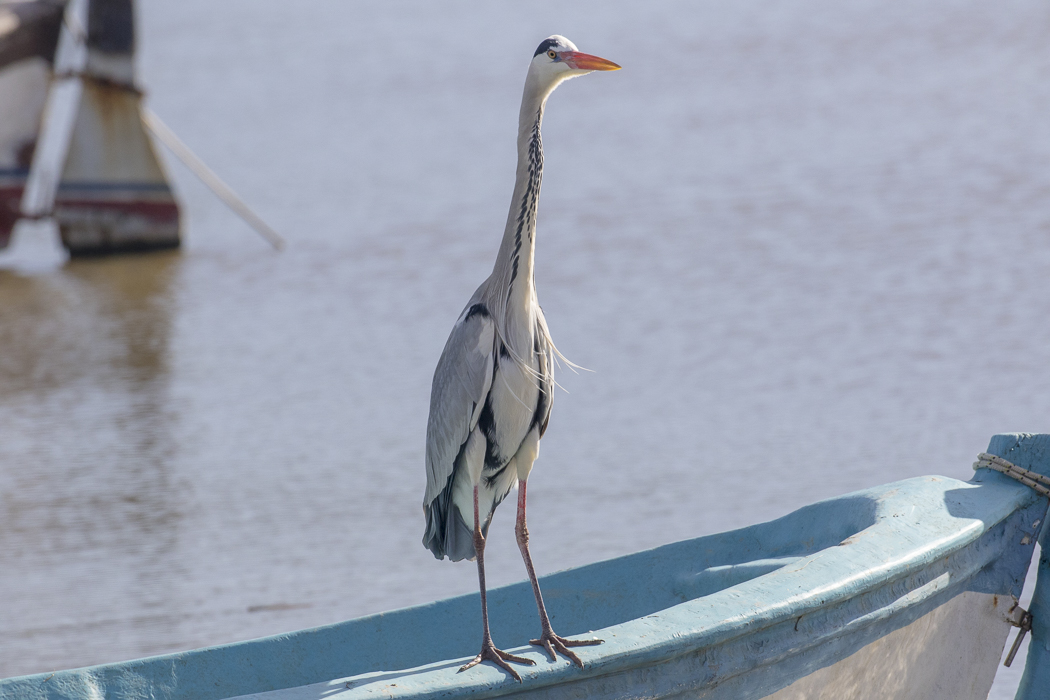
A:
[2,433,1047,700]
[991,434,1050,700]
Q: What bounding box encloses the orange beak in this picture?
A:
[561,51,621,71]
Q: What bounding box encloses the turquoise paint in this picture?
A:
[2,433,1046,700]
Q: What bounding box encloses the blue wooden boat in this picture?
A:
[4,433,1050,700]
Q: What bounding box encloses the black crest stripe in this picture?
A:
[534,38,559,57]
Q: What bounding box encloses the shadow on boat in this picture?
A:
[943,468,1043,597]
[334,659,470,695]
[533,494,879,636]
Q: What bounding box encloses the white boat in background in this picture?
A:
[0,0,63,249]
[1,433,1048,699]
[0,0,179,255]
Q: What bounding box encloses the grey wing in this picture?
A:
[423,304,496,506]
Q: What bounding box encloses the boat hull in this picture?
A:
[1,434,1046,700]
[54,80,180,256]
[765,591,1010,700]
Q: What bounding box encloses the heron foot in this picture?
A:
[530,630,604,667]
[459,641,535,682]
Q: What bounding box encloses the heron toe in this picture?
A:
[530,631,604,667]
[459,641,536,682]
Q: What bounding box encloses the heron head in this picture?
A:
[528,35,620,90]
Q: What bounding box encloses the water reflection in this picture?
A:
[0,251,178,390]
[0,251,186,670]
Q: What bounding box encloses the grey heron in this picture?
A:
[422,35,620,680]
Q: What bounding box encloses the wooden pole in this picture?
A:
[142,108,286,251]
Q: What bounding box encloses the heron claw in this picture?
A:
[459,642,535,682]
[529,631,604,667]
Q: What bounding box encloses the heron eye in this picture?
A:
[547,50,557,60]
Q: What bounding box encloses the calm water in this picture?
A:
[2,2,1049,697]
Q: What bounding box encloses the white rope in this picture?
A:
[973,453,1050,498]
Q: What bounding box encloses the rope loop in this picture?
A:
[973,453,1050,498]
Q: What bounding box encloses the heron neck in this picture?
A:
[490,79,550,338]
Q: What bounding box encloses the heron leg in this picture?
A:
[515,479,603,667]
[460,484,535,681]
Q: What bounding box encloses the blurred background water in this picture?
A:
[1,1,1048,697]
